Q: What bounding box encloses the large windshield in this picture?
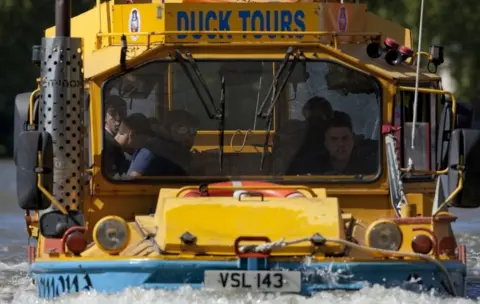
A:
[101,58,381,182]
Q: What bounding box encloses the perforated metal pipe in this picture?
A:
[39,38,84,211]
[38,0,84,211]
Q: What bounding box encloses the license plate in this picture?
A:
[204,270,301,292]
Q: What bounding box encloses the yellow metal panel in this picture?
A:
[161,3,367,43]
[315,3,367,32]
[45,1,113,53]
[156,197,345,255]
[83,45,149,79]
[163,3,314,43]
[364,12,408,46]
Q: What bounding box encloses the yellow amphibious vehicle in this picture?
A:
[12,0,480,299]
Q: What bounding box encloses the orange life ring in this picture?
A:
[183,181,306,198]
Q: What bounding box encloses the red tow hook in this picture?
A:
[234,236,271,258]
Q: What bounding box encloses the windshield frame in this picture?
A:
[100,57,384,185]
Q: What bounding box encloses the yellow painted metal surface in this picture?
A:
[44,2,433,81]
[156,197,345,255]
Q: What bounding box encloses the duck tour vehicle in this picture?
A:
[12,0,480,299]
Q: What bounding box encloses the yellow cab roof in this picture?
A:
[44,0,439,83]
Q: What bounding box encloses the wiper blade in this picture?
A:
[256,47,294,118]
[218,76,226,170]
[263,49,303,118]
[174,50,226,170]
[259,49,304,170]
[174,50,218,119]
[185,51,218,114]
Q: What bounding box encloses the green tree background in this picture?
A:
[0,0,475,157]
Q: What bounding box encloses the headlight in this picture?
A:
[366,220,403,251]
[93,216,131,254]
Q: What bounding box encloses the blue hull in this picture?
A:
[30,259,467,299]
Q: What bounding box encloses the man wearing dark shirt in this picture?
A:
[120,111,198,177]
[130,110,200,177]
[319,111,375,175]
[103,95,129,176]
[284,97,334,175]
[297,96,334,160]
[113,113,156,177]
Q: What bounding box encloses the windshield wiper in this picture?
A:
[174,50,218,119]
[218,76,226,170]
[184,51,217,111]
[256,47,294,118]
[258,49,304,170]
[174,50,226,170]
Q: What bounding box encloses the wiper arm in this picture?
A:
[261,49,303,118]
[185,51,218,114]
[259,49,303,170]
[174,50,226,171]
[256,47,294,117]
[218,76,226,170]
[174,50,218,119]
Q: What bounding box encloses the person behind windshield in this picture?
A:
[273,119,306,175]
[103,95,129,176]
[150,110,200,169]
[126,110,199,177]
[302,96,334,122]
[114,113,158,177]
[162,110,199,151]
[148,117,163,136]
[288,96,334,174]
[317,111,373,175]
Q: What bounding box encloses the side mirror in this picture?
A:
[14,131,54,210]
[436,100,473,170]
[447,129,480,208]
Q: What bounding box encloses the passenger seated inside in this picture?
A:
[272,120,307,175]
[103,95,129,176]
[113,113,154,177]
[148,117,162,136]
[280,97,333,175]
[302,96,333,144]
[302,96,334,123]
[290,96,334,170]
[314,111,376,175]
[126,110,199,177]
[161,110,199,153]
[156,110,200,170]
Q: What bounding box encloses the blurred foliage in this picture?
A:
[0,0,477,157]
[366,0,480,101]
[0,0,95,156]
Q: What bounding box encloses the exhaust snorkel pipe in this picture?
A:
[55,0,71,37]
[38,0,86,238]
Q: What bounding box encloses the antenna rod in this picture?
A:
[55,0,71,37]
[410,0,425,154]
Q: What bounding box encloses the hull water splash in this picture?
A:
[31,259,467,299]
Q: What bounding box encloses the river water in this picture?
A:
[1,159,480,303]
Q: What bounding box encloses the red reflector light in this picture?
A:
[399,46,414,57]
[384,38,399,50]
[66,231,87,255]
[411,234,433,254]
